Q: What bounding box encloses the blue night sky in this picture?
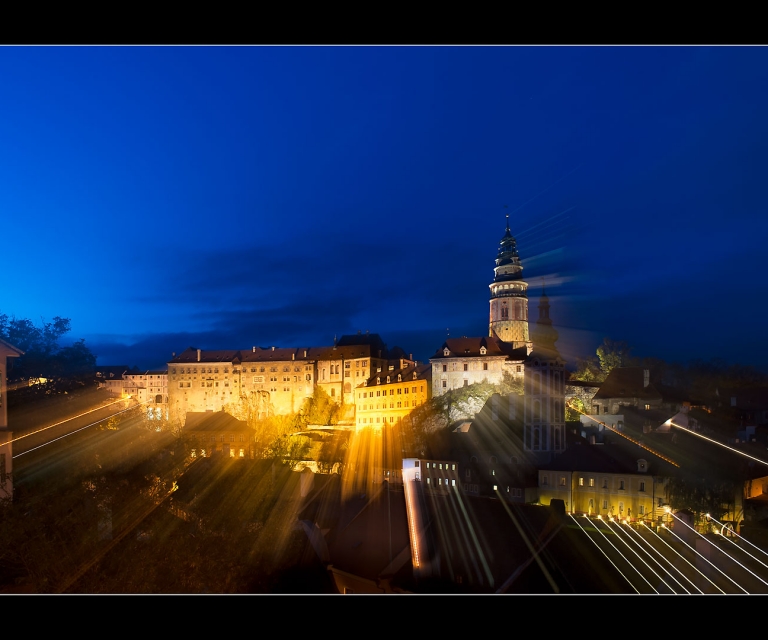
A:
[2,45,767,372]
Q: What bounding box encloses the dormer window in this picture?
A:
[443,348,450,356]
[386,376,390,384]
[376,377,380,384]
[480,346,487,355]
[397,374,402,382]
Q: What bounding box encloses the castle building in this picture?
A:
[356,362,431,429]
[488,214,530,350]
[429,218,530,398]
[166,334,410,427]
[429,336,526,397]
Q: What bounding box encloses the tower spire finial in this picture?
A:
[504,205,510,233]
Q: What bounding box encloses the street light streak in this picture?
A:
[662,523,743,593]
[569,515,640,594]
[669,512,768,588]
[622,521,700,593]
[592,518,658,593]
[707,515,768,566]
[639,521,710,593]
[12,405,135,459]
[497,490,560,593]
[567,404,680,467]
[454,490,495,587]
[612,521,691,593]
[668,421,768,468]
[8,398,130,445]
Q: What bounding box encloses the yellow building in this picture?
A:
[355,363,431,429]
[537,450,672,523]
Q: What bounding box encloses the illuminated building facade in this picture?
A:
[167,334,410,426]
[168,347,315,424]
[429,336,526,398]
[0,338,23,500]
[122,369,168,419]
[184,411,256,459]
[488,214,530,350]
[538,454,672,523]
[355,363,431,429]
[315,334,396,407]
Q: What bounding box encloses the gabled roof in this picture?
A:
[593,367,662,401]
[362,362,431,387]
[184,411,252,432]
[430,336,527,361]
[0,338,24,357]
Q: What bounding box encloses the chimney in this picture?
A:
[252,346,256,353]
[291,353,295,361]
[197,349,201,362]
[643,369,649,388]
[272,346,275,351]
[304,350,307,358]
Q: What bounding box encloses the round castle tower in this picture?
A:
[488,214,530,350]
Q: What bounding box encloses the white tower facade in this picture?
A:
[488,215,530,351]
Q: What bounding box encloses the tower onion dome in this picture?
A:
[493,214,523,283]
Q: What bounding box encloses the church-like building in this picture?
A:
[429,215,530,397]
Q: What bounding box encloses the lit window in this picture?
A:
[559,476,566,486]
[589,478,594,487]
[579,478,584,486]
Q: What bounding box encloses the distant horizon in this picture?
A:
[6,46,767,378]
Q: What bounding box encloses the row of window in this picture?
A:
[426,477,456,487]
[172,367,229,374]
[359,399,422,410]
[360,386,422,398]
[443,362,490,372]
[543,474,648,493]
[191,448,247,458]
[587,500,647,515]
